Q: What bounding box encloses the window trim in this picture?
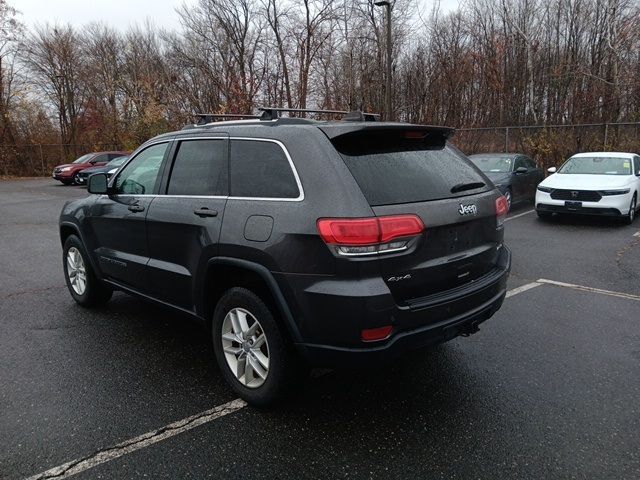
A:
[112,136,305,202]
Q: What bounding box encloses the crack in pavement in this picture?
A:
[26,399,247,480]
[0,285,64,300]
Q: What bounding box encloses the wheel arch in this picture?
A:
[199,257,302,343]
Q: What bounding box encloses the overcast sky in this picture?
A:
[15,0,461,31]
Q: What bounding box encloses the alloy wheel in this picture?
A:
[221,307,270,388]
[66,247,87,295]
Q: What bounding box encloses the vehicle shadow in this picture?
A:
[538,212,630,229]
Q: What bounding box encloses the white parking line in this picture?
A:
[25,399,247,480]
[23,279,612,480]
[505,209,535,222]
[537,278,640,302]
[505,281,541,298]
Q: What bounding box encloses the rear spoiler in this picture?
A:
[318,123,455,140]
[320,124,456,152]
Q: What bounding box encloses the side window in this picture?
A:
[115,143,168,195]
[92,154,109,164]
[230,140,300,199]
[514,157,526,170]
[634,156,640,175]
[167,139,227,196]
[524,157,536,169]
[107,153,121,161]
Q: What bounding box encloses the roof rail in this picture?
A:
[195,113,261,125]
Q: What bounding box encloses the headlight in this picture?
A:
[600,188,630,196]
[537,186,553,193]
[61,167,72,172]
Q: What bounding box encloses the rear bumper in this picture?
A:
[287,245,511,367]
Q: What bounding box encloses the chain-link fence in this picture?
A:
[455,122,640,171]
[1,123,639,177]
[0,144,120,177]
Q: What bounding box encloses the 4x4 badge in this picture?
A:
[458,204,478,216]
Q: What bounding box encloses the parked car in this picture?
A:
[59,109,511,406]
[75,156,129,186]
[536,152,640,223]
[469,153,544,209]
[52,151,129,185]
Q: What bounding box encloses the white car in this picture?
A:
[535,152,640,224]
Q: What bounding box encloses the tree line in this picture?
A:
[0,0,638,164]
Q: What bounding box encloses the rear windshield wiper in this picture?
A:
[450,181,486,194]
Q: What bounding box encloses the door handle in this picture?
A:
[194,208,218,218]
[128,204,145,213]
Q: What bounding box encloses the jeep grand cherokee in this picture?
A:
[59,109,511,406]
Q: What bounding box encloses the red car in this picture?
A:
[52,151,129,185]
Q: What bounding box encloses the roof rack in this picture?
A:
[183,108,381,129]
[258,107,348,121]
[258,107,380,122]
[195,113,261,125]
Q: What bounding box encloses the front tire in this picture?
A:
[504,188,513,211]
[623,195,636,225]
[63,235,113,307]
[212,287,305,407]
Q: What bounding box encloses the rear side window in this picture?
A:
[230,140,299,198]
[167,139,227,196]
[333,132,489,206]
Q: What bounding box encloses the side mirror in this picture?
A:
[515,166,528,174]
[87,173,109,194]
[547,167,557,173]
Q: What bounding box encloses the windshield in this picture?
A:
[470,155,512,173]
[108,156,128,167]
[558,156,632,175]
[72,154,94,164]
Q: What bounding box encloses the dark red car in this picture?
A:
[52,151,129,185]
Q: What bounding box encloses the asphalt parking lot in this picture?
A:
[1,179,639,480]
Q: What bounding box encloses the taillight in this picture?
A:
[496,196,508,226]
[317,214,424,257]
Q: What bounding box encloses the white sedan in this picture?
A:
[535,152,640,224]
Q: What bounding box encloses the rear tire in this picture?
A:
[212,287,306,407]
[63,235,113,307]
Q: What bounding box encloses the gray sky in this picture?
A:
[15,0,461,31]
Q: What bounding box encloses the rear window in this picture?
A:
[167,139,227,195]
[230,140,300,199]
[333,132,489,206]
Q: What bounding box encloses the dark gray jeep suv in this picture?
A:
[59,108,511,406]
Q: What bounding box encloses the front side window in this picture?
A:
[230,140,300,199]
[115,143,168,194]
[72,154,94,164]
[558,156,632,176]
[167,139,227,196]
